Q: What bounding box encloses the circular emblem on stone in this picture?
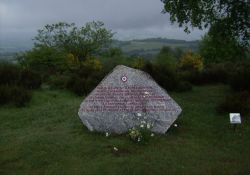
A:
[121,75,127,82]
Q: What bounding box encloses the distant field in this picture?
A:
[113,38,199,58]
[1,85,249,175]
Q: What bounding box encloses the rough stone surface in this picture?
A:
[78,65,182,134]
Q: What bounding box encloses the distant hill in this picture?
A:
[0,37,200,60]
[113,38,200,58]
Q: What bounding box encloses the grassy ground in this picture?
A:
[0,85,250,175]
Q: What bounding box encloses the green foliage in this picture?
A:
[198,63,230,84]
[180,63,231,85]
[178,50,204,72]
[34,21,113,61]
[162,0,250,47]
[19,69,42,89]
[0,62,41,89]
[0,62,39,107]
[217,91,250,116]
[131,57,145,69]
[18,46,68,77]
[155,46,178,67]
[152,64,179,91]
[199,34,248,64]
[66,75,86,96]
[66,58,105,96]
[128,121,153,145]
[176,81,193,92]
[0,62,20,86]
[0,85,32,107]
[47,74,70,89]
[229,62,250,92]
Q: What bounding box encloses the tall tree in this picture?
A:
[161,0,250,48]
[34,21,114,61]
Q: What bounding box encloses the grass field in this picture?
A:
[0,85,250,175]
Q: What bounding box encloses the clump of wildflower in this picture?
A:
[113,147,118,151]
[105,132,109,137]
[128,128,141,141]
[128,121,154,144]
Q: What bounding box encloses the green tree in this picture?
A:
[199,34,247,64]
[155,46,177,67]
[161,0,250,48]
[34,21,114,61]
[17,46,68,75]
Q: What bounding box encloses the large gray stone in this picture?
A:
[78,65,182,134]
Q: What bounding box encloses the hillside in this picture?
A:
[113,38,200,58]
[0,38,199,60]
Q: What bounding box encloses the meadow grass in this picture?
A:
[0,85,249,175]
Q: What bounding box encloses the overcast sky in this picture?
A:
[0,0,206,46]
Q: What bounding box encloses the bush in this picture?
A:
[150,64,179,91]
[229,63,250,92]
[66,75,86,96]
[0,85,11,105]
[0,62,20,86]
[48,74,70,89]
[10,86,32,107]
[201,63,230,84]
[19,69,42,89]
[0,85,32,107]
[178,51,204,72]
[217,91,250,115]
[176,81,193,92]
[179,63,231,85]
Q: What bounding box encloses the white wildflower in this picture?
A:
[105,132,109,137]
[140,124,144,128]
[113,147,118,151]
[137,113,142,117]
[138,138,141,142]
[147,123,151,129]
[151,133,154,137]
[174,124,178,127]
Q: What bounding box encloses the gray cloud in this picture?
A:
[0,0,205,44]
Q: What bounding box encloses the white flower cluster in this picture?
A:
[139,120,153,129]
[113,147,118,151]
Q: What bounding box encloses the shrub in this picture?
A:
[128,120,153,145]
[201,63,230,84]
[142,61,154,76]
[10,86,32,107]
[132,57,145,69]
[19,69,42,89]
[48,74,70,89]
[0,85,11,105]
[229,63,250,92]
[150,64,179,91]
[66,75,86,96]
[179,63,231,85]
[0,62,20,86]
[178,51,204,73]
[176,81,193,92]
[217,91,250,115]
[0,85,32,107]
